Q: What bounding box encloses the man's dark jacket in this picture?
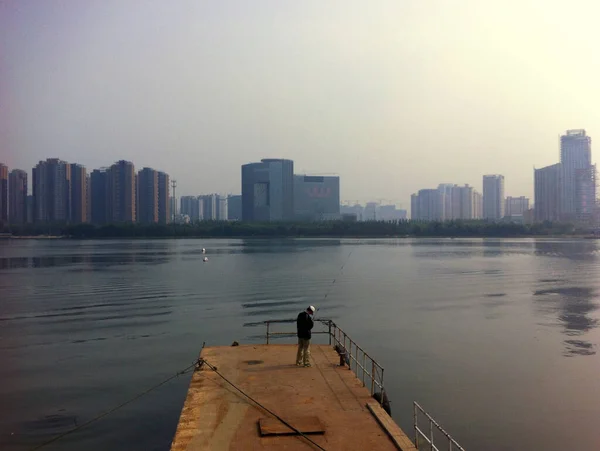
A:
[296,311,314,339]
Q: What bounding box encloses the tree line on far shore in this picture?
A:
[0,219,580,238]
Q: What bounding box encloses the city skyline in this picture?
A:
[1,143,588,210]
[0,128,592,225]
[0,137,573,211]
[4,1,600,207]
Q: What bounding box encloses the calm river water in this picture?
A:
[1,238,600,450]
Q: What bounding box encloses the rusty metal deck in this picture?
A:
[170,344,416,451]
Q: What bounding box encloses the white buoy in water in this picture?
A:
[202,248,206,254]
[203,257,208,262]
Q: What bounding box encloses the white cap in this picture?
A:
[308,306,316,313]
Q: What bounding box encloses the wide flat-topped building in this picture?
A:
[171,343,416,451]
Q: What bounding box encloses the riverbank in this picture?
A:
[11,235,599,240]
[0,220,583,239]
[0,235,64,239]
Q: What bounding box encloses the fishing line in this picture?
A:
[319,242,358,306]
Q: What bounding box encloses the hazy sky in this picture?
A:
[2,1,599,206]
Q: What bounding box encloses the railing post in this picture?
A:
[266,322,270,345]
[328,320,332,346]
[371,361,376,395]
[347,338,351,370]
[430,418,434,451]
[414,402,419,449]
[413,401,419,449]
[362,353,366,386]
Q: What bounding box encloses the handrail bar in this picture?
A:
[414,401,465,451]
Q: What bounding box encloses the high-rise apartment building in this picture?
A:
[200,194,218,220]
[157,172,170,224]
[505,196,529,217]
[90,169,109,224]
[483,175,505,220]
[437,184,454,221]
[195,196,203,221]
[411,189,442,221]
[86,174,91,223]
[180,196,202,222]
[9,169,28,225]
[412,184,482,221]
[70,164,87,223]
[0,164,8,226]
[216,195,228,221]
[473,191,483,219]
[410,194,420,220]
[227,195,242,221]
[109,160,136,222]
[241,159,294,221]
[137,167,158,224]
[575,165,596,223]
[560,129,593,221]
[534,163,561,222]
[32,159,71,223]
[197,194,227,221]
[448,184,472,220]
[452,185,482,220]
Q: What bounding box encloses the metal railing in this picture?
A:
[262,319,466,450]
[414,402,465,451]
[263,319,385,398]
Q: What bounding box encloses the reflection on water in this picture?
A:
[534,239,600,260]
[0,252,172,270]
[563,339,595,356]
[533,241,599,356]
[534,285,598,356]
[22,413,79,437]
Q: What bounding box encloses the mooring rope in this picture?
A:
[29,360,200,450]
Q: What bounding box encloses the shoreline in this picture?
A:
[1,234,596,240]
[0,235,65,240]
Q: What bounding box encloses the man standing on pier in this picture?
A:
[296,306,315,367]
